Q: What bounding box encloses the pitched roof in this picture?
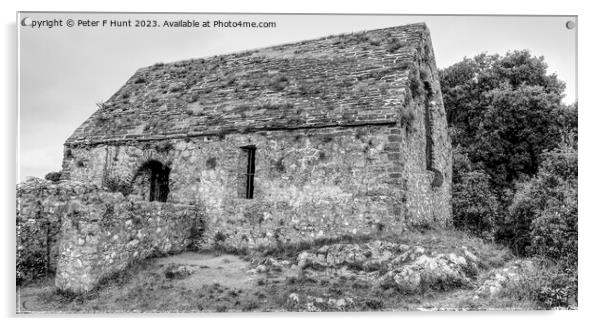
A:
[66,23,433,145]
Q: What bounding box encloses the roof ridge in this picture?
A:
[138,22,429,72]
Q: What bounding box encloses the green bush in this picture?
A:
[451,148,500,240]
[499,259,577,309]
[506,144,577,265]
[16,219,50,285]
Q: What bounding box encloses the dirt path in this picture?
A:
[154,252,258,289]
[17,252,261,313]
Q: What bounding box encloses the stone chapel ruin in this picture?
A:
[18,23,452,292]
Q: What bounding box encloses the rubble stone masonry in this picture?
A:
[16,23,452,292]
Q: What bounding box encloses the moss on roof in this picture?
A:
[66,23,433,145]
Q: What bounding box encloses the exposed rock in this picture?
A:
[297,240,481,294]
[297,241,415,271]
[303,295,355,311]
[163,264,200,279]
[380,253,474,293]
[474,260,535,298]
[288,292,299,304]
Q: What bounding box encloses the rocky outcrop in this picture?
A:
[287,293,356,312]
[380,252,477,292]
[297,240,479,293]
[473,260,535,298]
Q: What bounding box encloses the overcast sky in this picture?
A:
[18,13,577,181]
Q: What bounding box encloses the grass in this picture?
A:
[30,258,268,313]
[18,228,539,313]
[492,258,577,309]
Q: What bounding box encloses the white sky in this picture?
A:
[18,13,577,181]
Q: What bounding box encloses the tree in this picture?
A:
[439,50,571,191]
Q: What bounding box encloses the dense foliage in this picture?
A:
[17,218,52,285]
[509,144,578,266]
[440,50,577,309]
[451,147,499,240]
[440,50,576,191]
[440,50,577,263]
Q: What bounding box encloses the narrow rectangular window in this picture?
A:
[424,105,434,171]
[241,146,256,199]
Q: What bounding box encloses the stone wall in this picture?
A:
[58,22,452,253]
[16,178,202,292]
[16,179,99,284]
[55,196,201,292]
[400,28,452,227]
[62,111,450,251]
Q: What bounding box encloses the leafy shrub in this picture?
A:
[17,219,51,285]
[451,148,499,240]
[499,259,577,309]
[503,144,577,267]
[523,145,577,265]
[213,231,226,243]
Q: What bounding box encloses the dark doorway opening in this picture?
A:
[131,160,170,202]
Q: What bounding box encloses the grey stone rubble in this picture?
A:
[473,260,535,299]
[295,240,479,293]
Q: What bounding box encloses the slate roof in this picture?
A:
[66,23,434,145]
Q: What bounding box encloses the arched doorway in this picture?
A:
[131,160,170,202]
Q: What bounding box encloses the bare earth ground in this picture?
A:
[16,230,550,313]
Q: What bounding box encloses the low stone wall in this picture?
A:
[55,196,202,292]
[17,178,100,284]
[16,178,202,292]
